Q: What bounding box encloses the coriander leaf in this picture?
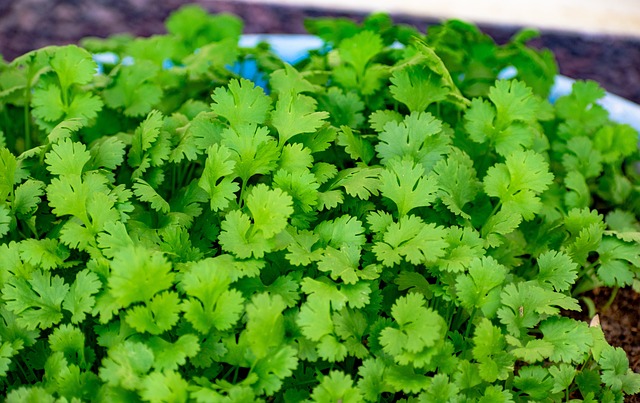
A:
[379,158,438,217]
[549,363,576,394]
[555,80,608,136]
[49,45,97,92]
[108,246,174,308]
[372,214,448,267]
[540,317,592,363]
[88,136,126,171]
[99,341,154,390]
[562,136,603,179]
[128,109,164,168]
[379,293,446,367]
[221,124,279,183]
[375,111,449,172]
[218,210,272,259]
[437,226,486,273]
[181,259,244,333]
[599,346,640,394]
[271,91,329,146]
[12,179,44,216]
[133,178,170,214]
[103,61,162,117]
[317,245,362,284]
[45,138,91,177]
[489,80,541,127]
[251,345,299,396]
[62,269,101,324]
[595,237,639,287]
[246,184,294,238]
[513,366,554,400]
[270,63,319,95]
[331,166,383,200]
[244,293,287,359]
[315,214,366,249]
[210,78,271,128]
[3,270,69,330]
[319,87,365,128]
[433,147,481,219]
[18,238,69,270]
[357,358,390,401]
[456,256,507,318]
[311,371,363,403]
[418,373,460,403]
[593,124,639,164]
[140,371,189,403]
[199,143,239,211]
[497,283,580,337]
[564,170,591,210]
[484,150,554,220]
[535,250,578,292]
[390,64,448,112]
[125,291,181,335]
[336,125,374,164]
[472,318,514,382]
[338,30,383,77]
[147,334,200,372]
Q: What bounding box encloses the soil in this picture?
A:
[1,0,639,395]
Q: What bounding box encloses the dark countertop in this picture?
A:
[1,0,639,104]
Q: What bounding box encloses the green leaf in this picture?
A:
[311,370,363,403]
[497,282,580,337]
[221,123,279,183]
[375,111,449,172]
[133,178,170,214]
[472,318,514,382]
[246,184,294,238]
[456,256,507,317]
[210,78,272,128]
[271,91,329,146]
[484,150,554,220]
[3,270,69,330]
[595,237,639,287]
[390,64,449,112]
[379,293,446,367]
[45,138,91,177]
[199,143,239,211]
[108,246,174,308]
[181,259,245,333]
[372,214,448,266]
[62,269,101,324]
[599,346,640,394]
[125,291,181,335]
[336,125,374,164]
[49,45,97,92]
[540,317,593,363]
[244,293,287,360]
[535,250,578,292]
[99,340,154,390]
[140,371,189,403]
[337,30,383,76]
[379,158,438,217]
[433,148,481,219]
[103,62,162,117]
[12,179,45,216]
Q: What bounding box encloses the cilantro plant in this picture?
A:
[1,5,639,402]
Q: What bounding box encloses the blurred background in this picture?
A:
[1,0,639,103]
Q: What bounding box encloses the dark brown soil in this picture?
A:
[1,0,639,393]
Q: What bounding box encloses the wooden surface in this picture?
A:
[237,0,640,36]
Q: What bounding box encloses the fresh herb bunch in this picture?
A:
[1,4,639,402]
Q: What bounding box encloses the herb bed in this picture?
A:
[1,4,640,402]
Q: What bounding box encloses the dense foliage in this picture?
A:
[1,4,639,402]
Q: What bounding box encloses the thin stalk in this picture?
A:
[601,286,619,313]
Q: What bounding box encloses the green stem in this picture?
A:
[463,308,477,340]
[602,286,619,313]
[23,90,31,151]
